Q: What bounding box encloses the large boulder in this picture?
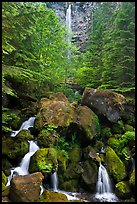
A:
[35,93,75,131]
[81,88,126,123]
[9,172,44,202]
[40,189,68,202]
[35,93,100,146]
[29,148,58,174]
[2,135,29,162]
[106,146,127,182]
[81,160,98,192]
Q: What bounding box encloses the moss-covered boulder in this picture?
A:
[40,189,68,202]
[37,128,59,148]
[101,127,112,141]
[111,120,125,134]
[16,129,34,140]
[35,93,100,145]
[29,148,58,174]
[83,146,101,164]
[106,146,127,182]
[115,181,131,199]
[2,171,8,185]
[107,138,121,153]
[124,124,134,132]
[2,136,29,161]
[129,169,135,193]
[72,105,100,145]
[81,160,98,192]
[35,93,75,131]
[68,146,81,163]
[81,88,126,123]
[60,179,79,192]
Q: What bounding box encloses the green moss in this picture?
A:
[106,146,127,182]
[101,127,112,140]
[40,190,68,202]
[115,181,131,199]
[107,138,121,153]
[111,120,125,134]
[124,124,134,132]
[60,179,78,192]
[129,169,135,187]
[29,148,58,173]
[68,147,81,163]
[16,129,34,140]
[2,171,8,185]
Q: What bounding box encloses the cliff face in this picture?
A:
[47,2,94,51]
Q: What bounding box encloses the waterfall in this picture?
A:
[66,3,72,45]
[6,140,39,186]
[95,163,119,202]
[6,117,39,186]
[11,116,36,137]
[51,171,58,192]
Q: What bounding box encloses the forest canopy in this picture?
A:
[2,2,135,99]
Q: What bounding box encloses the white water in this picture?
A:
[11,116,35,137]
[66,3,72,45]
[51,171,58,192]
[95,163,119,202]
[6,117,39,186]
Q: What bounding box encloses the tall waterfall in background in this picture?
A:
[95,163,119,202]
[65,3,72,83]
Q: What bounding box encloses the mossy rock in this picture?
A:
[68,147,81,163]
[2,185,10,197]
[29,148,58,174]
[107,138,121,153]
[40,189,68,202]
[16,129,34,140]
[94,140,104,152]
[2,171,8,185]
[129,169,135,189]
[35,95,75,131]
[101,127,112,141]
[83,146,101,164]
[124,124,134,132]
[57,149,68,175]
[60,179,79,192]
[73,105,100,144]
[111,120,125,134]
[115,181,131,199]
[106,146,127,182]
[2,136,29,160]
[2,158,12,173]
[66,163,84,180]
[37,130,59,148]
[6,109,21,130]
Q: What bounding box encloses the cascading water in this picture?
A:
[11,116,36,137]
[51,171,58,192]
[65,3,72,83]
[6,117,39,186]
[95,163,119,202]
[6,140,39,186]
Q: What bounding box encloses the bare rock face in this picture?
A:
[81,88,126,123]
[9,172,44,202]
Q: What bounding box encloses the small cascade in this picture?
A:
[6,140,39,186]
[6,117,39,186]
[51,171,58,192]
[11,116,35,137]
[95,163,119,202]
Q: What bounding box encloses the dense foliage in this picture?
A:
[76,2,135,93]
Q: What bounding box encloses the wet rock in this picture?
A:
[115,181,131,199]
[29,148,58,174]
[106,146,127,182]
[129,169,135,194]
[40,189,68,202]
[81,88,126,123]
[9,172,44,202]
[81,160,98,192]
[2,136,29,161]
[60,179,79,192]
